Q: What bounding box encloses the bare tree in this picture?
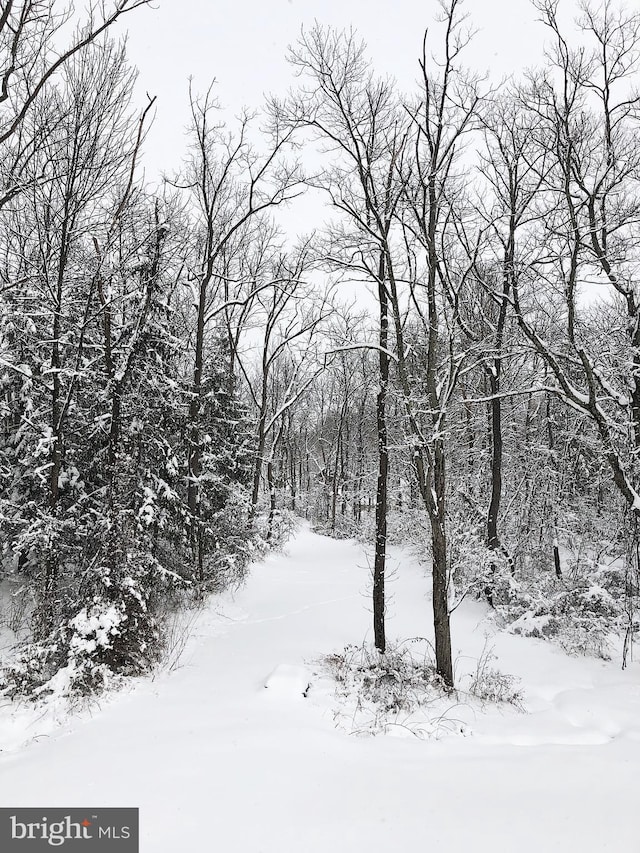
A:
[178,88,303,577]
[389,0,483,685]
[511,0,640,518]
[278,24,409,653]
[0,1,152,208]
[241,247,333,533]
[470,95,550,597]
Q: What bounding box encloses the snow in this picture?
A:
[263,663,312,698]
[1,523,639,851]
[69,603,124,653]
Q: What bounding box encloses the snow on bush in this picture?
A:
[465,645,523,706]
[502,575,621,660]
[0,548,176,698]
[316,640,471,739]
[68,602,127,657]
[445,522,631,661]
[0,598,142,699]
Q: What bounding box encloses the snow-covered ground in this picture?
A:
[1,524,638,852]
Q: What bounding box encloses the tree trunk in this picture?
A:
[42,218,70,638]
[485,370,502,605]
[546,392,562,578]
[188,271,209,581]
[249,413,267,525]
[373,252,389,654]
[431,439,453,686]
[266,458,276,541]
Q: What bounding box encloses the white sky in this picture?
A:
[122,0,574,178]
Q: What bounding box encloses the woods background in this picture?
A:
[0,0,638,697]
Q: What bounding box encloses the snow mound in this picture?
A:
[263,663,311,699]
[552,685,640,740]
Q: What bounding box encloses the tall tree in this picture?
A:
[0,1,152,205]
[280,24,408,653]
[390,0,482,684]
[511,0,640,518]
[179,88,302,576]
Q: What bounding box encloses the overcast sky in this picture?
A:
[122,0,576,177]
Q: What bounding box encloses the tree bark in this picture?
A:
[373,251,389,654]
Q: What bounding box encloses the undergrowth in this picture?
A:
[317,638,521,739]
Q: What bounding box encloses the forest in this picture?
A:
[0,0,639,702]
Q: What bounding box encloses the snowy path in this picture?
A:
[1,525,639,852]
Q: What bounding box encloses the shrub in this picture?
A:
[0,543,186,698]
[505,577,622,660]
[314,640,470,738]
[466,646,523,706]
